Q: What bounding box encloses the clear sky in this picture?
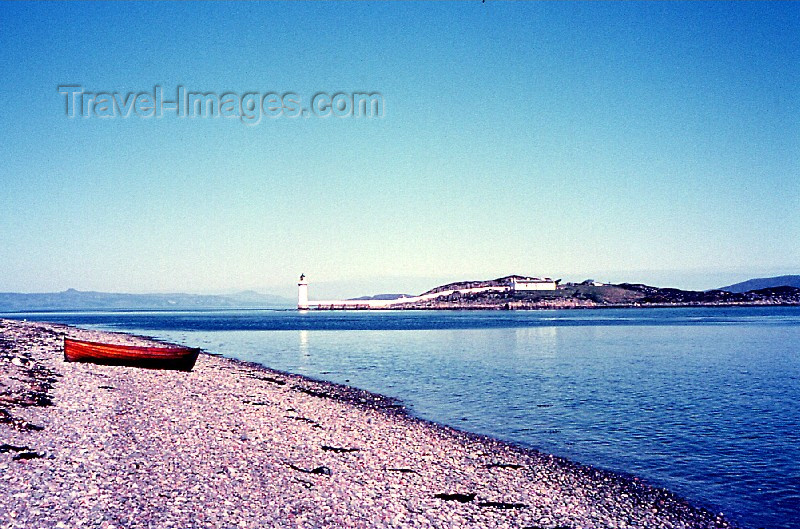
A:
[1,1,798,297]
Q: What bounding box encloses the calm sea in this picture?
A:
[4,306,799,529]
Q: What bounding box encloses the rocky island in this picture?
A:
[311,275,800,310]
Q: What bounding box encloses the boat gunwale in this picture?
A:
[64,337,199,354]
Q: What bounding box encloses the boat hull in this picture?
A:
[64,338,200,371]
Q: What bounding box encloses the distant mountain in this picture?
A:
[718,275,800,294]
[0,288,292,312]
[226,290,290,304]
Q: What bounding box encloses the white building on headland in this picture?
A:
[297,273,559,310]
[510,276,558,291]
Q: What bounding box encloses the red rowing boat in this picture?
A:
[64,338,200,371]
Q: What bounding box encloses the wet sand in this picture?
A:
[0,318,737,529]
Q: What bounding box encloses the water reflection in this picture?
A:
[298,329,310,358]
[514,325,559,357]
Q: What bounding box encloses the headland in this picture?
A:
[302,275,800,310]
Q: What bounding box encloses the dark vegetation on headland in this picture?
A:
[390,275,800,310]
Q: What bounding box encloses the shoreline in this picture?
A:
[2,300,800,317]
[1,318,738,528]
[306,301,800,311]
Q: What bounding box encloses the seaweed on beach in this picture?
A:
[234,360,406,413]
[0,389,53,407]
[0,443,30,453]
[321,445,360,453]
[288,463,332,476]
[294,478,315,489]
[291,381,405,411]
[0,337,58,409]
[12,450,44,461]
[0,408,44,431]
[285,415,322,427]
[485,462,525,469]
[434,492,476,503]
[243,399,269,406]
[478,501,527,509]
[294,386,334,399]
[248,374,286,385]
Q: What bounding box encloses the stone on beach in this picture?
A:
[0,318,738,529]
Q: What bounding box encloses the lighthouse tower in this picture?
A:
[297,273,309,310]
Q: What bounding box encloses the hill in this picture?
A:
[0,289,292,312]
[718,275,800,293]
[382,276,800,310]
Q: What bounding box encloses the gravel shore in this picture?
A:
[1,318,737,529]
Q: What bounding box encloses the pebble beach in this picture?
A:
[0,318,737,529]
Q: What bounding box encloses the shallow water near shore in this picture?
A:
[4,306,800,529]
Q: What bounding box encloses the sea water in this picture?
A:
[5,306,799,529]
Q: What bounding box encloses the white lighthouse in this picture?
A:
[297,273,309,310]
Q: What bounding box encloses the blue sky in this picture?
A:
[1,2,798,297]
